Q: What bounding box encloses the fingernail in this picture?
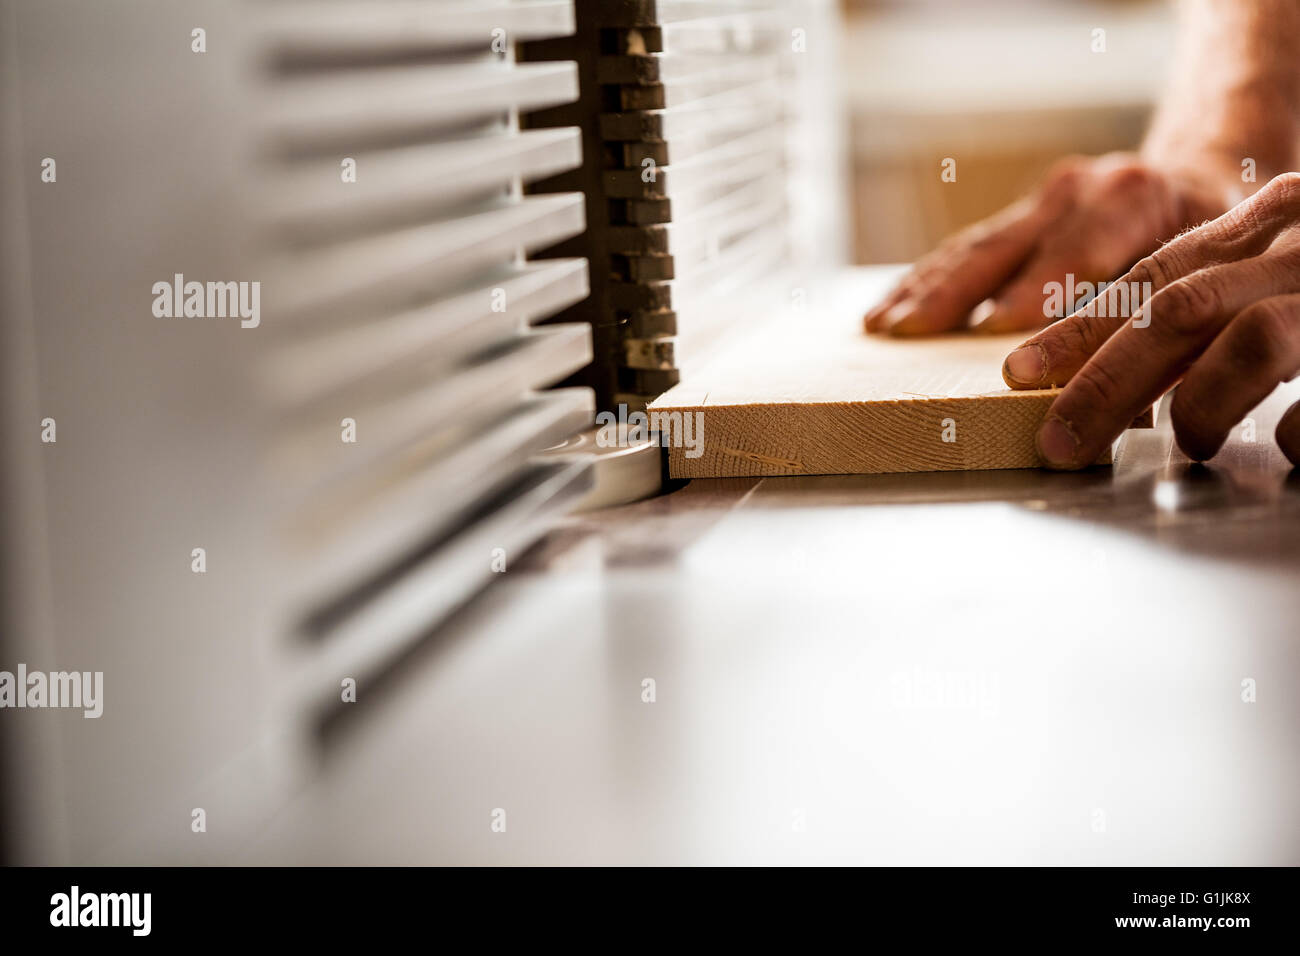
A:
[968,299,998,329]
[1036,416,1080,468]
[883,302,916,329]
[1003,345,1046,386]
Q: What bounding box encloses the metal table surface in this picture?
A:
[261,274,1300,866]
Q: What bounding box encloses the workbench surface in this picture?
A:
[265,279,1300,866]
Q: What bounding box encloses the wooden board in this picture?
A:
[649,302,1153,478]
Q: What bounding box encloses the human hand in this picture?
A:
[1001,172,1300,468]
[863,153,1239,336]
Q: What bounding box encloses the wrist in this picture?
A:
[1142,84,1300,207]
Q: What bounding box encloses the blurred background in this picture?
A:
[842,0,1172,262]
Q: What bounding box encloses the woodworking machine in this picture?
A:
[0,0,845,863]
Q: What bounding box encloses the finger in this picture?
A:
[863,278,917,332]
[975,164,1177,335]
[880,198,1047,336]
[1154,171,1300,268]
[1276,398,1300,467]
[1002,194,1297,390]
[872,160,1092,336]
[1001,268,1162,390]
[864,269,935,332]
[970,246,1117,336]
[1032,255,1296,469]
[1171,294,1300,460]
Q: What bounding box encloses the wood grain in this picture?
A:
[650,305,1152,478]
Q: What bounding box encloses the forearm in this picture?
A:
[1142,0,1300,198]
